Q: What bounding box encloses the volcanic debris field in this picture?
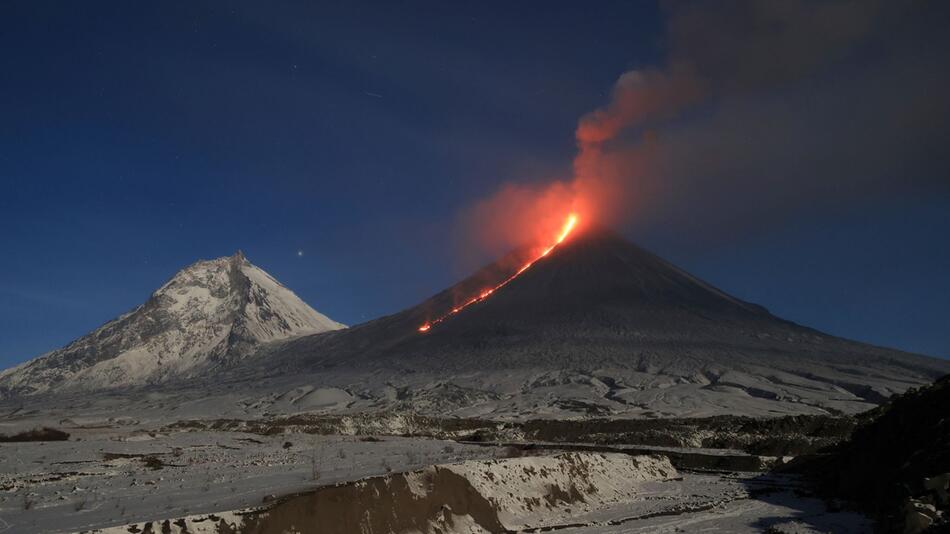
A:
[0,409,906,534]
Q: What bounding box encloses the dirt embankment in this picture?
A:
[230,452,675,533]
[110,452,676,534]
[518,414,859,456]
[217,467,506,534]
[0,427,69,442]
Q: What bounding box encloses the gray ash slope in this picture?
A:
[0,252,344,397]
[252,227,950,418]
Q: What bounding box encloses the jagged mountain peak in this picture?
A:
[0,253,344,397]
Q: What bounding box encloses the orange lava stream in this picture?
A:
[418,213,579,333]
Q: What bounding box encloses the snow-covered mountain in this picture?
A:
[0,252,344,397]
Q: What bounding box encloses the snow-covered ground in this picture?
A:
[0,425,871,534]
[561,473,872,533]
[0,427,501,533]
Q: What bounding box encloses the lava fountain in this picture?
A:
[418,213,579,333]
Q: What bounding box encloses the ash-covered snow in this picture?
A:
[445,452,677,530]
[76,451,677,533]
[61,443,870,534]
[0,426,501,534]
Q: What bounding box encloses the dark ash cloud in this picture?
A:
[571,0,950,242]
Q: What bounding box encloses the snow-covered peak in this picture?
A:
[0,253,344,397]
[239,261,345,339]
[151,251,343,342]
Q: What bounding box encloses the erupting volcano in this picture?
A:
[418,212,579,333]
[263,224,950,419]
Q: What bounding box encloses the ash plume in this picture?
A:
[461,0,950,253]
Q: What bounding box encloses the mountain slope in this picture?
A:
[259,227,950,418]
[0,252,344,397]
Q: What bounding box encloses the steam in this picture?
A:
[571,65,705,227]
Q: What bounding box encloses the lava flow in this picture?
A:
[418,213,579,333]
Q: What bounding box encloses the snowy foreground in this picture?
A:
[0,425,871,533]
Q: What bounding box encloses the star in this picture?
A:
[297,250,304,257]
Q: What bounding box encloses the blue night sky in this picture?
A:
[1,1,948,367]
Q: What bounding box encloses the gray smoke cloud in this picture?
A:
[465,0,950,253]
[573,0,949,242]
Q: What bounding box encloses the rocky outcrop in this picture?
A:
[798,374,950,533]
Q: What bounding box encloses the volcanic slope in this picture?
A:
[0,252,344,397]
[262,226,950,418]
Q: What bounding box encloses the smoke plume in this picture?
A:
[460,0,949,255]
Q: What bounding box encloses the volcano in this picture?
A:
[261,226,950,418]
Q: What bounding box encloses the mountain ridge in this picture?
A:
[3,228,948,420]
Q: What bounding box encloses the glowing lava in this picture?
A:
[418,213,579,333]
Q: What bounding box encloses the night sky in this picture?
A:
[2,1,948,367]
